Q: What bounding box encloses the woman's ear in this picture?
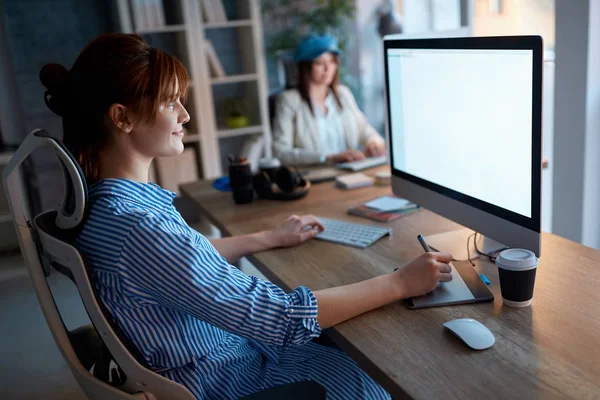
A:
[108,103,133,133]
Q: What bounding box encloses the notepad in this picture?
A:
[335,173,374,190]
[301,168,340,183]
[364,196,411,212]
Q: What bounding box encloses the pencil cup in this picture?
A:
[495,249,538,307]
[229,159,254,204]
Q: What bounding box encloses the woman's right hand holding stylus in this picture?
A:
[393,252,454,298]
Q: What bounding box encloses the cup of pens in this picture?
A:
[228,154,254,204]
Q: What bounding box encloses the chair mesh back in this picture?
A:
[35,211,151,371]
[32,134,152,370]
[37,131,89,227]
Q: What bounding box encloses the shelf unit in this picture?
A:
[204,19,252,29]
[116,0,271,192]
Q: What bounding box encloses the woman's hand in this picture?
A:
[393,252,453,298]
[365,142,386,157]
[266,214,324,248]
[326,149,366,164]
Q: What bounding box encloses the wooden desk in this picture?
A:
[181,170,600,400]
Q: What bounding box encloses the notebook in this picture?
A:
[301,168,341,183]
[335,173,374,189]
[364,196,412,212]
[348,195,420,222]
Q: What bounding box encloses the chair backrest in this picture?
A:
[269,50,298,131]
[275,49,298,90]
[2,129,195,400]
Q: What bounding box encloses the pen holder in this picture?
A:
[229,158,254,205]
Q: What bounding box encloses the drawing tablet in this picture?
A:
[405,262,494,309]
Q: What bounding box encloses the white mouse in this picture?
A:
[443,318,495,350]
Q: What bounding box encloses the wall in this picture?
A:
[0,0,25,148]
[553,0,600,249]
[4,0,115,138]
[581,0,600,249]
[2,0,116,212]
[472,0,554,48]
[353,0,386,136]
[261,0,310,91]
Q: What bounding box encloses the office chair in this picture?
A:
[2,129,326,400]
[269,52,298,129]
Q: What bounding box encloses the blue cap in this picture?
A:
[294,34,341,63]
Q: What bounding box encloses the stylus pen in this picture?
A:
[417,234,432,253]
[418,234,437,295]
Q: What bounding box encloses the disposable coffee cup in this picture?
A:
[495,249,539,307]
[258,157,281,180]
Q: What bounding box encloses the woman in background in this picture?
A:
[272,34,386,165]
[40,33,452,400]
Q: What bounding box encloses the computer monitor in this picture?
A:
[383,36,542,258]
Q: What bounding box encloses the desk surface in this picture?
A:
[181,168,600,400]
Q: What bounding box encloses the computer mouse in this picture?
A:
[443,318,495,350]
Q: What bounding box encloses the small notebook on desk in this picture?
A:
[301,168,341,183]
[336,173,374,189]
[348,195,420,222]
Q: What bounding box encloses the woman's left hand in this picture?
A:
[267,214,324,248]
[365,142,386,157]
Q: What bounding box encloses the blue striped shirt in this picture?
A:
[76,179,390,399]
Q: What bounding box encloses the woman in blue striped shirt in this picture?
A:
[40,34,453,400]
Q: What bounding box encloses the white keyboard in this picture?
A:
[337,156,387,172]
[315,217,392,248]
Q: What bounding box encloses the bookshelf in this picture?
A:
[116,0,271,193]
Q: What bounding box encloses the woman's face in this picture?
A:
[128,83,190,159]
[310,52,338,86]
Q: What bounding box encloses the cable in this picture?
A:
[466,232,476,266]
[472,232,510,263]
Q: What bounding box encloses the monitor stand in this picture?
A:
[425,229,507,261]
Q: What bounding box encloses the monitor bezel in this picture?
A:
[383,35,542,233]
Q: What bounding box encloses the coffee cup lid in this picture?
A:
[496,248,538,271]
[259,157,281,169]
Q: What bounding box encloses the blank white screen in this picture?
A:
[388,48,533,218]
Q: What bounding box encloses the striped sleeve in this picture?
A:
[118,214,322,347]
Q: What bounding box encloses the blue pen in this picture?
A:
[480,274,491,285]
[417,234,432,253]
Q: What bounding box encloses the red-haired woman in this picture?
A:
[40,33,451,400]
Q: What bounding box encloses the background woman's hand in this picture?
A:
[267,214,324,248]
[364,142,386,157]
[326,149,366,164]
[393,252,453,298]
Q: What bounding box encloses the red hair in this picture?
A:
[40,33,189,181]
